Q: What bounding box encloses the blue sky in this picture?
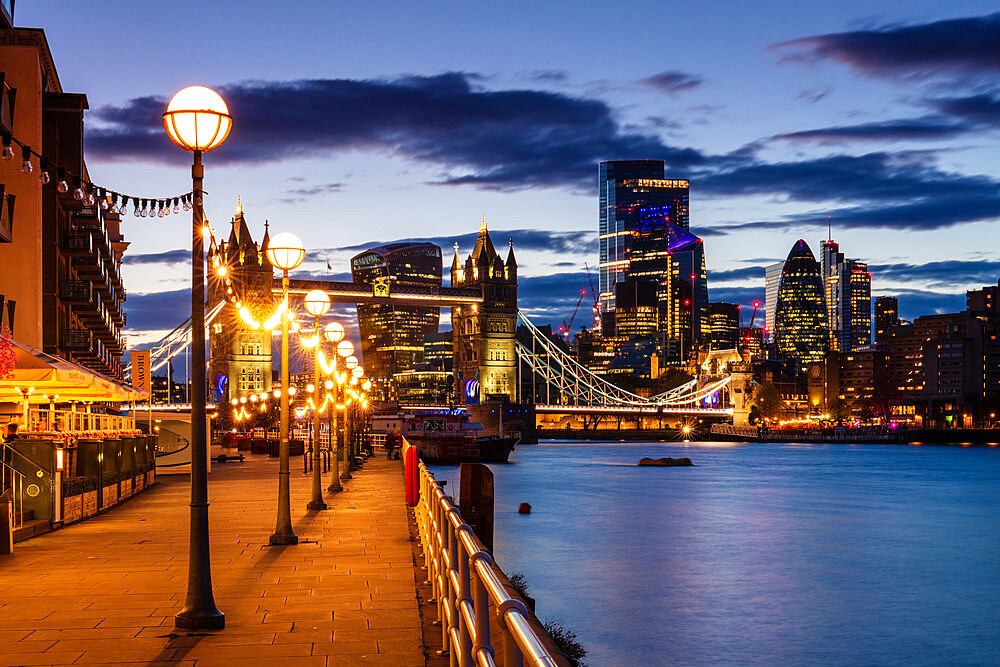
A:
[15,1,1000,344]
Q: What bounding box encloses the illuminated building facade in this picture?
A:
[614,281,658,337]
[764,261,784,342]
[740,326,764,358]
[0,22,129,378]
[774,239,829,369]
[451,220,517,404]
[422,330,453,371]
[352,242,442,394]
[598,160,689,315]
[821,240,871,352]
[660,221,708,356]
[207,204,273,403]
[708,302,740,350]
[874,296,899,343]
[393,370,452,404]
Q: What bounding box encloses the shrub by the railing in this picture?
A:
[63,475,98,497]
[118,468,135,483]
[542,621,587,667]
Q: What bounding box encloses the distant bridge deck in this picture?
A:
[284,279,482,306]
[534,403,733,416]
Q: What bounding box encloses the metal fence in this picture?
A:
[414,459,560,667]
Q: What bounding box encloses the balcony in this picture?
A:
[70,206,100,226]
[61,329,93,353]
[60,280,93,304]
[71,252,102,276]
[60,231,92,255]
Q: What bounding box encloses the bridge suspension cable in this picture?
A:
[516,311,733,410]
[123,300,227,381]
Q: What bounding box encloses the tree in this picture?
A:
[753,382,783,421]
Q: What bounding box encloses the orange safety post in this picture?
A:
[404,443,420,506]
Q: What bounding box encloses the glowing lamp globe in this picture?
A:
[336,340,354,358]
[344,355,359,370]
[162,86,232,152]
[323,321,345,343]
[266,232,305,271]
[303,290,330,317]
[352,366,364,378]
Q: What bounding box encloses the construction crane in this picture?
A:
[584,262,600,330]
[560,289,587,341]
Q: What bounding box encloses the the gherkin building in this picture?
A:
[774,239,829,368]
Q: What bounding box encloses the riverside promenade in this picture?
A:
[0,455,426,665]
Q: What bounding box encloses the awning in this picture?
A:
[0,337,148,403]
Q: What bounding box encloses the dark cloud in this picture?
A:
[928,92,1000,124]
[87,73,707,192]
[710,266,765,283]
[772,116,971,144]
[123,249,188,266]
[323,228,597,258]
[274,182,344,204]
[124,289,189,332]
[640,71,704,94]
[871,259,1000,287]
[772,13,1000,78]
[884,289,967,322]
[700,150,1000,231]
[796,89,831,104]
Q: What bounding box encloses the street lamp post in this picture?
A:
[323,322,346,493]
[163,86,232,631]
[303,290,330,511]
[342,353,359,477]
[266,232,306,546]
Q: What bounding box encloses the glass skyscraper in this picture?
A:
[598,160,689,315]
[775,239,829,369]
[352,243,442,395]
[821,240,872,352]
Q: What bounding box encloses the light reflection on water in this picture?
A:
[430,440,1000,666]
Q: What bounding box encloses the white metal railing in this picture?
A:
[414,457,560,667]
[23,408,135,434]
[0,456,26,529]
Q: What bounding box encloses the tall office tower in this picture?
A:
[597,160,689,315]
[661,221,708,355]
[874,296,899,343]
[764,261,784,341]
[822,240,872,352]
[207,204,274,403]
[614,281,658,337]
[774,239,829,369]
[708,302,741,350]
[352,243,442,394]
[451,219,518,404]
[628,203,707,342]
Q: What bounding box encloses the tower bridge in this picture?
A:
[126,211,747,425]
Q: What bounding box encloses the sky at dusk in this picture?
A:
[14,1,1000,346]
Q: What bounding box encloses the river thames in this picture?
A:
[431,440,1000,666]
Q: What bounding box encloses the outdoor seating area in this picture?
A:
[0,337,153,545]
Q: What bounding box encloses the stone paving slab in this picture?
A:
[0,455,427,665]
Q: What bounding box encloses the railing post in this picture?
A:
[457,526,473,666]
[446,509,461,666]
[436,496,450,654]
[497,599,528,667]
[470,550,495,664]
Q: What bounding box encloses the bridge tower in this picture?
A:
[207,200,274,403]
[450,218,518,405]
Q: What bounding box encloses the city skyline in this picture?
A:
[12,2,1000,344]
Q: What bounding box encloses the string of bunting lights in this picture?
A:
[1,129,194,217]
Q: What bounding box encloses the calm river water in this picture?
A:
[430,440,1000,666]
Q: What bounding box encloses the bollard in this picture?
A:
[0,489,13,554]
